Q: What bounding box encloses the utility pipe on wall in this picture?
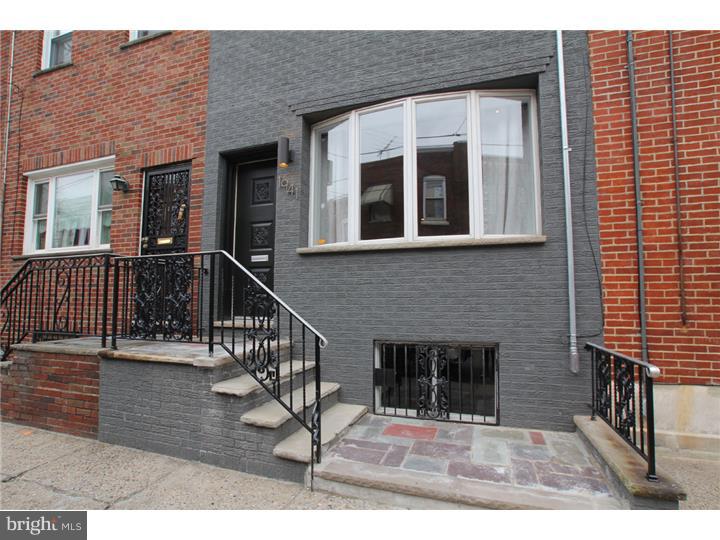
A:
[0,31,16,261]
[556,30,579,374]
[626,31,650,365]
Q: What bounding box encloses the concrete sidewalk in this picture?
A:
[0,422,392,510]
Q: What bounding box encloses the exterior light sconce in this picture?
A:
[278,137,293,169]
[110,175,130,193]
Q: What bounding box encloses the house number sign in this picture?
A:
[279,176,301,198]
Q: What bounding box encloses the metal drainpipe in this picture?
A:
[0,30,17,262]
[668,31,688,326]
[626,31,650,365]
[556,31,579,374]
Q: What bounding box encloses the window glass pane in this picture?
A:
[99,170,114,207]
[313,120,349,245]
[33,183,49,217]
[53,171,92,248]
[99,211,112,245]
[50,32,72,67]
[33,219,47,250]
[359,106,404,240]
[480,96,537,234]
[416,98,470,236]
[135,30,163,39]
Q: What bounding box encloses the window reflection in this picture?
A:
[359,106,404,240]
[416,98,470,236]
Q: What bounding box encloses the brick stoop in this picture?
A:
[0,346,99,438]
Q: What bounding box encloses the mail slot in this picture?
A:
[251,254,269,263]
[156,237,174,246]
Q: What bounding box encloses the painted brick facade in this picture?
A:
[0,30,210,285]
[588,31,720,385]
[1,349,99,437]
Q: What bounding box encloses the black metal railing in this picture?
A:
[586,342,660,481]
[0,253,114,360]
[111,250,327,466]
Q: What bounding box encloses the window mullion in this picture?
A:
[405,98,416,241]
[470,90,483,238]
[349,112,359,243]
[88,169,100,248]
[45,178,56,250]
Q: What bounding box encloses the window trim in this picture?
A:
[308,89,542,249]
[41,30,72,70]
[23,157,115,256]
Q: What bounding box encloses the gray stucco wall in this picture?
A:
[202,31,602,431]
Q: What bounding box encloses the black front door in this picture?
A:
[233,161,276,291]
[141,163,191,255]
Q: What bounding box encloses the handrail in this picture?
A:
[585,342,661,378]
[113,250,329,348]
[585,342,659,481]
[0,253,116,359]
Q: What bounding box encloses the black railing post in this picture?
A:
[111,258,120,349]
[208,254,215,357]
[101,254,110,348]
[645,373,658,481]
[314,334,322,464]
[590,346,597,420]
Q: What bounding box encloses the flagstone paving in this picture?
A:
[324,415,615,498]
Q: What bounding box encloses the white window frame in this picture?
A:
[23,156,115,255]
[129,30,164,41]
[308,89,542,248]
[41,30,72,70]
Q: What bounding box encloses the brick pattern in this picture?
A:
[0,30,209,286]
[588,31,720,385]
[1,350,99,437]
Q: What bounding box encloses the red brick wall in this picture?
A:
[0,30,209,285]
[1,350,99,437]
[588,31,719,385]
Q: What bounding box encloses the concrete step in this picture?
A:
[211,360,316,398]
[273,403,368,463]
[312,459,624,510]
[240,381,340,429]
[214,318,275,329]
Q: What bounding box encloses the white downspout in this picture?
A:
[0,30,17,259]
[556,30,579,373]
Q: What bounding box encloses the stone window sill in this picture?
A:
[296,235,547,255]
[120,31,172,50]
[32,62,74,78]
[12,247,113,261]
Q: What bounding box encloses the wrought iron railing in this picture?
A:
[0,254,114,360]
[111,250,327,466]
[585,342,660,481]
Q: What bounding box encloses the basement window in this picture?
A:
[23,157,115,255]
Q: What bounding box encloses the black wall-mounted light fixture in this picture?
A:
[110,174,130,193]
[278,136,293,169]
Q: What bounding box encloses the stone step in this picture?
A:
[211,360,317,398]
[273,403,368,463]
[240,381,340,429]
[313,459,624,510]
[214,318,275,329]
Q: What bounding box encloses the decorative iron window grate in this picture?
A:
[374,342,498,425]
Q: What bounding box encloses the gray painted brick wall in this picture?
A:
[201,31,602,432]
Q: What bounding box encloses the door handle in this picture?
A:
[177,203,186,222]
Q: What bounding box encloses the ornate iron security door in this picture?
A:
[141,163,191,255]
[131,163,193,340]
[374,342,498,425]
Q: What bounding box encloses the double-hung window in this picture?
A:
[309,90,541,247]
[41,30,72,69]
[129,31,165,41]
[24,158,115,254]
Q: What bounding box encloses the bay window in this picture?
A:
[309,90,541,248]
[24,158,115,254]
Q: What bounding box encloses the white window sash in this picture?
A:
[41,30,72,69]
[24,157,115,255]
[308,89,541,248]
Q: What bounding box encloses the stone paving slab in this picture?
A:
[323,415,618,501]
[1,422,393,510]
